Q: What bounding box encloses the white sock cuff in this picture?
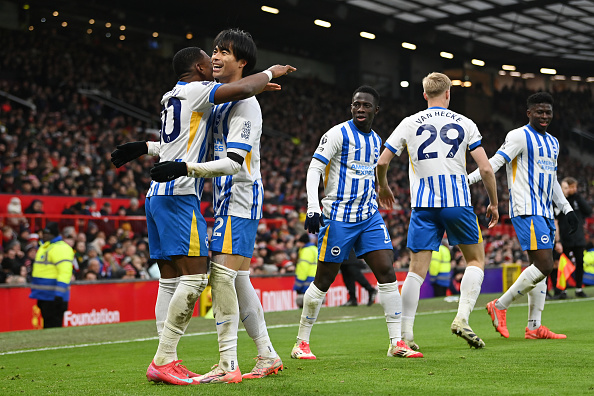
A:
[378,281,399,293]
[525,264,546,283]
[179,273,209,288]
[179,273,208,281]
[236,270,250,277]
[407,272,424,286]
[211,261,238,279]
[308,282,326,299]
[465,265,484,278]
[159,277,179,285]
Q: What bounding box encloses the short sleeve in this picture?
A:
[496,129,524,163]
[185,81,222,112]
[466,120,482,151]
[226,100,262,152]
[313,128,342,165]
[384,118,410,156]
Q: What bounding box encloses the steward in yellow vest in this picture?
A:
[29,222,74,328]
[429,243,451,297]
[584,248,594,286]
[294,234,318,307]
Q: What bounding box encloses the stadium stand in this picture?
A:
[0,23,593,288]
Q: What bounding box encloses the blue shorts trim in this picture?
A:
[511,215,555,251]
[317,211,391,263]
[146,195,209,260]
[407,207,482,252]
[210,216,258,258]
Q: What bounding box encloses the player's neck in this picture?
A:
[426,100,448,109]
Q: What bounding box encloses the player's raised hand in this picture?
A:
[304,211,324,234]
[486,203,499,228]
[266,65,297,78]
[150,161,188,183]
[111,141,148,168]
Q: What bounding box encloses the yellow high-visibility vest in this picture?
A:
[294,244,318,293]
[29,238,74,301]
[429,245,451,287]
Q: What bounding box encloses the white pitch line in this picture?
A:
[2,297,591,356]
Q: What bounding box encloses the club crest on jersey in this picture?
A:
[241,121,251,140]
[541,235,549,244]
[374,147,379,161]
[331,246,341,256]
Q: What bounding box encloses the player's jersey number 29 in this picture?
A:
[417,123,465,160]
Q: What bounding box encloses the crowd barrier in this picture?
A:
[1,267,505,332]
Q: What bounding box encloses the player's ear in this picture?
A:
[375,105,380,115]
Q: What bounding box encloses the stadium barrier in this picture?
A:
[1,266,505,332]
[0,213,287,236]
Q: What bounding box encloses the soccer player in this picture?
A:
[111,47,294,385]
[376,72,499,350]
[150,29,284,383]
[290,85,423,360]
[468,92,579,340]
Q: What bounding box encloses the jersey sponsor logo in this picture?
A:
[331,246,341,256]
[321,135,328,145]
[537,159,556,171]
[214,138,224,152]
[350,163,375,176]
[541,234,549,244]
[241,121,251,140]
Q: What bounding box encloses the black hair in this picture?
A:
[213,29,257,75]
[172,47,205,79]
[353,85,380,106]
[527,92,553,108]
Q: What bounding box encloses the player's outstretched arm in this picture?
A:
[467,151,506,185]
[470,146,499,228]
[376,148,396,209]
[150,151,245,182]
[213,65,296,104]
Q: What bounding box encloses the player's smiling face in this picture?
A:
[527,103,553,133]
[211,45,245,83]
[351,92,379,132]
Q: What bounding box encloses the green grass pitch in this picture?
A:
[1,288,593,395]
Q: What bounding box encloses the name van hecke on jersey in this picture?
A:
[415,111,462,124]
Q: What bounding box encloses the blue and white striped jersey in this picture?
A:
[313,120,382,223]
[495,124,560,219]
[147,80,221,198]
[211,97,263,220]
[384,106,482,208]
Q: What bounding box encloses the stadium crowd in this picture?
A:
[1,27,593,285]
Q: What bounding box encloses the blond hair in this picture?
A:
[422,72,451,98]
